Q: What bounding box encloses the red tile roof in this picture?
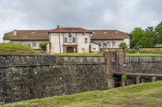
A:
[49,27,91,33]
[91,30,129,40]
[3,28,129,41]
[3,30,49,41]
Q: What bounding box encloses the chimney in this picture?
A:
[13,29,17,35]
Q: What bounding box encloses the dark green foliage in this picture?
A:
[155,22,162,44]
[121,75,127,82]
[40,43,46,51]
[127,49,136,53]
[129,21,162,48]
[119,43,128,50]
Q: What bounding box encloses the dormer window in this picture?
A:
[69,30,72,35]
[82,32,85,35]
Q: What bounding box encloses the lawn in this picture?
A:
[101,48,162,54]
[141,48,162,50]
[126,53,162,56]
[0,43,39,55]
[2,81,162,107]
[53,53,102,56]
[53,52,162,56]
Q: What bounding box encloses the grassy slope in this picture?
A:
[1,43,162,56]
[0,43,39,55]
[126,53,162,56]
[2,81,162,107]
[53,53,102,56]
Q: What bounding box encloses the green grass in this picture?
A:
[53,53,102,56]
[53,52,162,56]
[141,48,162,50]
[126,53,162,56]
[0,43,39,55]
[2,81,162,107]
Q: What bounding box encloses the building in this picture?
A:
[91,30,130,49]
[3,27,130,53]
[3,30,49,50]
[48,27,93,54]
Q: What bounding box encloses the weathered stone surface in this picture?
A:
[126,56,162,74]
[1,54,161,103]
[0,55,108,103]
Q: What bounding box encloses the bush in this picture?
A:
[119,43,128,50]
[100,48,106,52]
[127,49,136,53]
[40,43,46,51]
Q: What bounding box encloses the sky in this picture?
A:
[0,0,162,42]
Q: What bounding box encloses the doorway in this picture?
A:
[67,47,74,53]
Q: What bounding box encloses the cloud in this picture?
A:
[0,0,162,42]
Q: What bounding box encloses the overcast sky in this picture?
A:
[0,0,162,42]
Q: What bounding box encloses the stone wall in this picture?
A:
[1,53,162,103]
[0,55,107,103]
[126,56,162,74]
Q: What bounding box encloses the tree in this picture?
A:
[119,43,128,50]
[129,26,157,48]
[128,33,135,48]
[142,27,156,47]
[134,44,142,53]
[155,21,162,44]
[40,43,46,51]
[130,27,145,48]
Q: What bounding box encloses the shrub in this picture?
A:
[100,48,106,52]
[119,43,128,50]
[40,43,46,51]
[127,49,136,53]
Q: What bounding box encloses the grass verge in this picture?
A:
[126,53,162,56]
[0,43,39,55]
[1,81,162,107]
[53,53,102,56]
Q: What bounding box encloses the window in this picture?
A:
[93,48,96,50]
[85,38,88,43]
[107,42,110,47]
[98,42,101,46]
[69,36,72,42]
[64,37,67,43]
[73,37,75,42]
[103,43,107,48]
[113,42,115,46]
[33,43,36,47]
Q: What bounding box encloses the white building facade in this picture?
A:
[91,30,130,49]
[48,28,92,54]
